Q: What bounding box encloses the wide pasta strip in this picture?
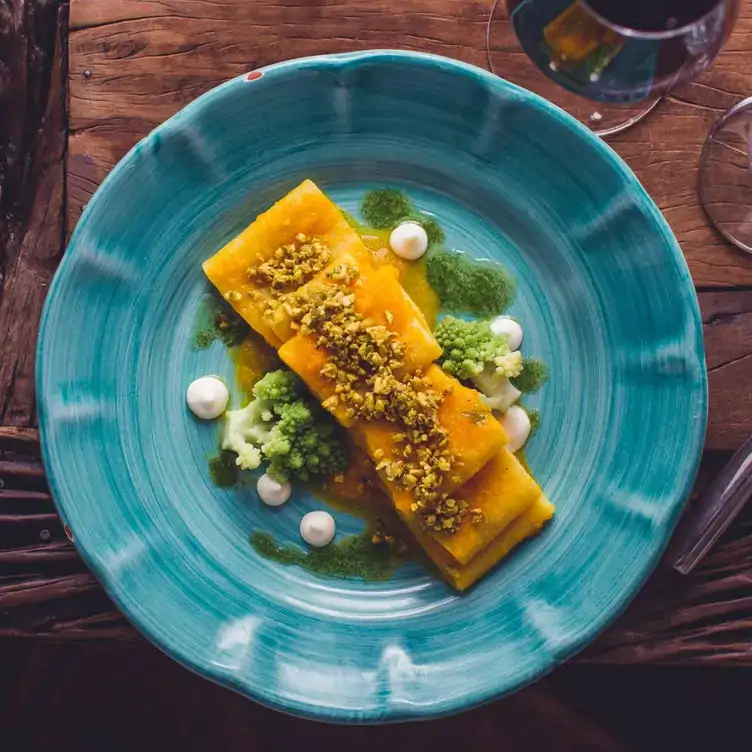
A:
[353,265,440,372]
[274,254,441,362]
[278,266,443,427]
[359,365,507,498]
[391,447,541,566]
[202,179,371,346]
[202,178,554,590]
[442,448,542,564]
[423,495,555,591]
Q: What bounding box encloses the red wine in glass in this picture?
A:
[504,0,738,105]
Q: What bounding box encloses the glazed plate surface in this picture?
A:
[37,51,707,722]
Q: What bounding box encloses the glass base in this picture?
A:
[700,97,752,255]
[486,0,663,138]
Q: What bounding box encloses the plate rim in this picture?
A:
[36,49,708,723]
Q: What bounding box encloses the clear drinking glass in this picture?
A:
[488,0,740,136]
[487,1,752,570]
[699,96,752,254]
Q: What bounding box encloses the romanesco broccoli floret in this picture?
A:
[252,368,302,408]
[434,316,519,381]
[221,368,348,480]
[263,401,347,482]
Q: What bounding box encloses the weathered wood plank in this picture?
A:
[0,0,68,426]
[66,0,752,288]
[0,427,40,455]
[701,291,752,451]
[0,0,67,422]
[0,0,746,663]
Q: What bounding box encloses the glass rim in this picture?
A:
[579,0,727,41]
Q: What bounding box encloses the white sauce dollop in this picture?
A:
[186,376,229,420]
[490,316,523,352]
[257,474,292,507]
[389,221,428,260]
[500,405,531,453]
[300,511,336,547]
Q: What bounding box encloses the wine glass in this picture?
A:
[487,0,740,137]
[488,1,752,571]
[699,96,752,254]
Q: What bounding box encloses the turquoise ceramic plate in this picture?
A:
[37,51,706,722]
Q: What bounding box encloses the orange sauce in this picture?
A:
[230,330,280,399]
[358,228,440,330]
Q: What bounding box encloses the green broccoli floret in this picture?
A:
[221,368,347,480]
[426,249,516,317]
[434,316,522,381]
[361,189,412,229]
[511,357,549,393]
[397,212,445,246]
[262,401,347,482]
[252,369,302,408]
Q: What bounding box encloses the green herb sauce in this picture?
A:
[361,188,412,229]
[511,358,549,394]
[524,407,541,434]
[209,450,240,488]
[426,248,516,318]
[193,296,250,350]
[360,189,445,246]
[249,529,406,581]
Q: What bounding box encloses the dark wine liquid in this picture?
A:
[584,0,721,32]
[504,0,735,103]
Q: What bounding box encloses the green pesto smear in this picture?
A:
[426,248,516,318]
[511,358,549,394]
[523,406,541,434]
[193,296,250,350]
[208,450,240,488]
[249,529,407,581]
[360,189,445,246]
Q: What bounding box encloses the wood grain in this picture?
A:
[66,0,752,288]
[0,0,68,426]
[2,0,752,663]
[0,644,631,751]
[3,417,752,667]
[702,291,752,450]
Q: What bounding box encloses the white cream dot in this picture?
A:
[257,474,292,507]
[300,511,336,547]
[186,376,229,420]
[500,405,531,453]
[389,222,428,260]
[490,316,523,351]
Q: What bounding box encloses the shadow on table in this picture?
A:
[0,640,750,751]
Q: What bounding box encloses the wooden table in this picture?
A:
[2,0,752,665]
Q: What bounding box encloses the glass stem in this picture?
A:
[671,434,752,574]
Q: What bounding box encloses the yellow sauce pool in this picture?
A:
[358,228,440,330]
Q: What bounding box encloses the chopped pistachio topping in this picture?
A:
[250,232,477,534]
[248,233,332,291]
